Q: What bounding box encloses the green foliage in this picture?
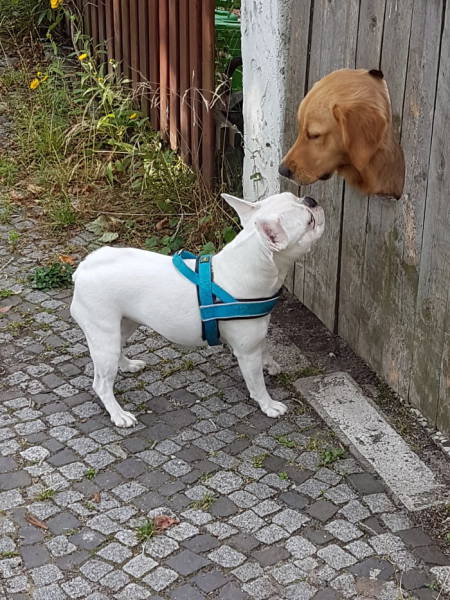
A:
[320,447,346,466]
[85,468,97,480]
[7,230,20,250]
[0,158,18,186]
[275,435,296,449]
[37,488,55,500]
[29,262,74,290]
[136,519,156,542]
[0,289,14,298]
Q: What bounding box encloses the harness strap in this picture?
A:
[172,250,280,347]
[197,255,220,346]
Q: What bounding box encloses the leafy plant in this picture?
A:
[29,262,74,290]
[275,435,296,449]
[136,519,156,542]
[8,230,20,250]
[320,447,346,466]
[251,453,268,468]
[189,493,216,511]
[85,468,97,480]
[37,488,55,500]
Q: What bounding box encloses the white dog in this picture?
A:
[70,192,325,427]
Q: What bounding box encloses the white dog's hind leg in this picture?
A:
[84,326,138,428]
[234,347,287,418]
[119,318,146,373]
[263,347,282,375]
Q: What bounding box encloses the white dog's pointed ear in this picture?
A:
[255,216,289,252]
[221,193,258,227]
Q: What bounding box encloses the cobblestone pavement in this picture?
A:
[0,214,449,600]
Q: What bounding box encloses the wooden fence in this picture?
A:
[283,0,450,434]
[72,0,215,185]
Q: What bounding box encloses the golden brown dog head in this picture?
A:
[279,68,405,199]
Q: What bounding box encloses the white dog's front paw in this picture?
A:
[120,359,146,373]
[261,400,287,418]
[111,409,138,428]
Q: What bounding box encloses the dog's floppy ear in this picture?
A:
[221,193,259,227]
[333,102,387,172]
[255,216,288,252]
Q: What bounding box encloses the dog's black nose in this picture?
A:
[278,163,292,178]
[303,196,317,208]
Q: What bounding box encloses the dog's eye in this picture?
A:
[307,132,320,140]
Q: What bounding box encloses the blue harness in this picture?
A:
[172,250,280,346]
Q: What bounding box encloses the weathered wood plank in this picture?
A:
[411,2,450,428]
[280,0,312,294]
[337,0,386,349]
[356,0,413,386]
[294,0,360,331]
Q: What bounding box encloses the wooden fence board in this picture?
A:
[294,0,360,331]
[411,2,450,429]
[201,0,215,185]
[280,0,312,294]
[179,0,191,163]
[189,0,203,171]
[169,0,180,150]
[356,0,413,387]
[129,0,140,90]
[337,0,386,350]
[149,0,160,129]
[159,0,169,138]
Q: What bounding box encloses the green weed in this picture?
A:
[136,519,156,542]
[29,262,74,290]
[85,468,97,480]
[320,447,346,466]
[189,493,216,511]
[0,289,14,298]
[251,453,268,468]
[7,230,20,250]
[275,435,296,449]
[36,488,55,500]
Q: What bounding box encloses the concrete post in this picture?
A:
[241,1,289,201]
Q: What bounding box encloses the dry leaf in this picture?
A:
[25,513,48,530]
[0,305,12,313]
[91,491,101,503]
[27,184,45,195]
[153,514,180,533]
[9,190,26,201]
[58,255,76,265]
[155,217,169,231]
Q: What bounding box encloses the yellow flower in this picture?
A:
[78,53,88,61]
[37,71,42,77]
[40,74,49,83]
[50,0,62,8]
[129,113,137,120]
[29,78,40,90]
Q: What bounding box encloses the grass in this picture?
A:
[320,447,346,466]
[275,435,297,449]
[0,9,239,257]
[0,199,14,224]
[278,471,289,480]
[251,453,268,468]
[136,519,156,542]
[36,488,55,500]
[85,468,96,480]
[189,493,216,511]
[7,230,20,251]
[0,551,18,558]
[276,366,325,389]
[0,289,14,298]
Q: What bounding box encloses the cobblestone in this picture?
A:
[0,214,447,599]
